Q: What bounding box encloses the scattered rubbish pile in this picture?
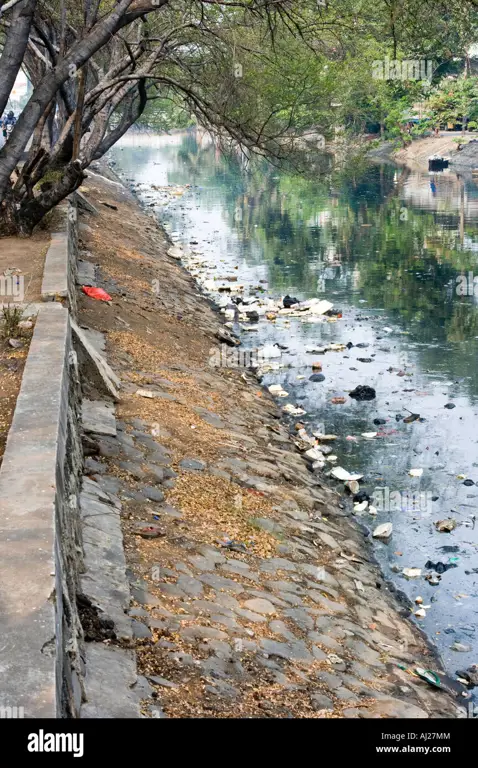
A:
[128,173,477,677]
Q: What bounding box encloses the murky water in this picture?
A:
[110,130,478,674]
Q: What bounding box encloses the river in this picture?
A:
[110,129,478,678]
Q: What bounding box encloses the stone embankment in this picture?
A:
[0,161,465,719]
[70,165,463,719]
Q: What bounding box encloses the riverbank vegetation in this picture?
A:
[1,0,478,236]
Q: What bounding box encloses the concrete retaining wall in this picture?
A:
[0,195,137,718]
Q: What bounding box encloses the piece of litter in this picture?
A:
[354,500,368,513]
[435,518,456,533]
[136,389,155,398]
[283,403,306,416]
[373,522,393,539]
[403,567,422,579]
[330,466,363,482]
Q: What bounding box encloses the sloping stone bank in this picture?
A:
[0,164,467,719]
[70,165,464,719]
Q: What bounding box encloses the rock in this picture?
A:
[317,532,340,550]
[451,642,472,653]
[243,598,277,615]
[251,517,283,534]
[82,399,117,437]
[119,461,146,480]
[198,572,244,594]
[204,681,239,698]
[140,486,165,502]
[365,697,428,719]
[335,687,359,702]
[315,670,343,690]
[188,555,217,571]
[84,457,106,474]
[179,458,206,471]
[157,583,186,598]
[311,633,342,652]
[144,464,165,484]
[284,608,315,632]
[147,676,179,689]
[180,625,228,641]
[268,620,297,641]
[132,620,152,640]
[130,587,162,606]
[216,328,239,347]
[349,385,376,401]
[260,638,313,663]
[129,608,149,619]
[176,575,203,598]
[158,503,182,518]
[310,693,334,711]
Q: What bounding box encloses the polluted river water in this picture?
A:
[110,130,478,683]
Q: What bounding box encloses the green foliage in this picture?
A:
[138,98,195,132]
[426,74,478,128]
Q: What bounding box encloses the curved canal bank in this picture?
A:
[74,160,467,718]
[108,131,478,689]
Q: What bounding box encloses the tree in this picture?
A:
[0,0,336,236]
[1,0,478,236]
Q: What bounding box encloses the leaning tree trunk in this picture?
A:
[0,0,137,202]
[0,0,37,119]
[1,161,85,237]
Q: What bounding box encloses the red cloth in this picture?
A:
[82,286,112,301]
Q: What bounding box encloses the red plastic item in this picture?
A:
[82,286,112,302]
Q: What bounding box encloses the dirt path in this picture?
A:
[393,135,469,171]
[75,166,463,719]
[0,230,50,464]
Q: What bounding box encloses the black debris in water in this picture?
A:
[425,560,458,574]
[283,294,299,308]
[349,385,376,401]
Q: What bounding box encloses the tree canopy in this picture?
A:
[0,0,477,235]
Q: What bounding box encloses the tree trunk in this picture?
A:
[14,161,85,236]
[0,0,37,118]
[0,0,136,201]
